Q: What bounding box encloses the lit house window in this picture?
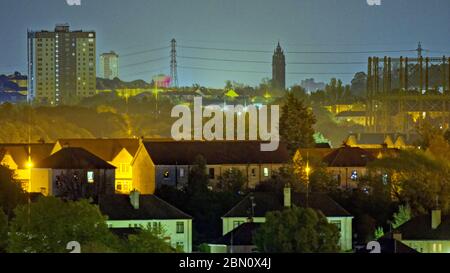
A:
[350,170,358,181]
[263,168,269,177]
[116,180,131,193]
[163,170,170,179]
[176,222,185,234]
[179,168,185,178]
[87,171,94,183]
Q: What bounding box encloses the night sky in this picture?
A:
[1,0,449,88]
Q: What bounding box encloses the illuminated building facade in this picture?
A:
[99,51,119,80]
[27,24,96,105]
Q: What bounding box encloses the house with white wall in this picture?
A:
[99,191,193,253]
[219,188,353,252]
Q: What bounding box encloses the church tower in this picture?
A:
[272,42,286,90]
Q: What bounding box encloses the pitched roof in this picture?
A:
[322,146,376,167]
[215,222,261,245]
[394,214,450,240]
[56,138,140,161]
[348,133,391,145]
[142,140,289,165]
[35,147,116,169]
[223,192,351,218]
[99,194,192,220]
[356,237,418,253]
[0,143,54,169]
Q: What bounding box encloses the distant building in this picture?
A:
[99,191,193,253]
[344,133,420,149]
[335,111,366,126]
[131,140,290,194]
[272,42,286,90]
[27,24,96,105]
[7,72,28,90]
[220,189,353,252]
[300,78,325,93]
[99,51,119,80]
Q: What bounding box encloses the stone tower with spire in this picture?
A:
[272,42,286,90]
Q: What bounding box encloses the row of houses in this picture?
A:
[1,138,446,253]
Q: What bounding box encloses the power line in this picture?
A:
[179,55,270,64]
[120,46,169,57]
[121,56,169,69]
[179,55,366,65]
[179,65,355,75]
[121,66,169,78]
[179,65,267,74]
[179,45,416,54]
[179,45,272,53]
[287,49,416,54]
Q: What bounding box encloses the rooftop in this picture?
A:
[0,143,54,169]
[223,192,351,218]
[142,140,290,165]
[56,138,140,162]
[394,214,450,241]
[35,147,115,169]
[99,194,192,220]
[322,146,376,167]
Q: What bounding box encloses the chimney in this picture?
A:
[129,190,140,210]
[392,231,402,241]
[432,210,441,230]
[284,184,291,208]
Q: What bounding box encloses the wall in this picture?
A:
[401,240,450,253]
[222,216,353,252]
[131,146,156,194]
[327,166,368,188]
[154,163,285,190]
[30,168,52,195]
[107,219,192,253]
[155,165,189,189]
[110,148,134,193]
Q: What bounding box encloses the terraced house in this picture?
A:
[52,138,140,193]
[131,140,290,194]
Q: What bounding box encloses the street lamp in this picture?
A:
[305,160,311,207]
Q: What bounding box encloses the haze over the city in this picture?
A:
[1,0,450,87]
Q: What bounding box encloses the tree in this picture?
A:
[8,197,116,253]
[280,92,316,155]
[368,150,450,214]
[0,209,7,252]
[187,155,209,196]
[217,169,247,193]
[254,206,340,253]
[0,166,26,218]
[374,227,384,240]
[391,204,412,229]
[123,224,179,253]
[444,130,450,144]
[255,167,297,193]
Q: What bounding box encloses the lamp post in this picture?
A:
[305,160,311,208]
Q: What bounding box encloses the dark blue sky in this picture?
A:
[1,0,449,88]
